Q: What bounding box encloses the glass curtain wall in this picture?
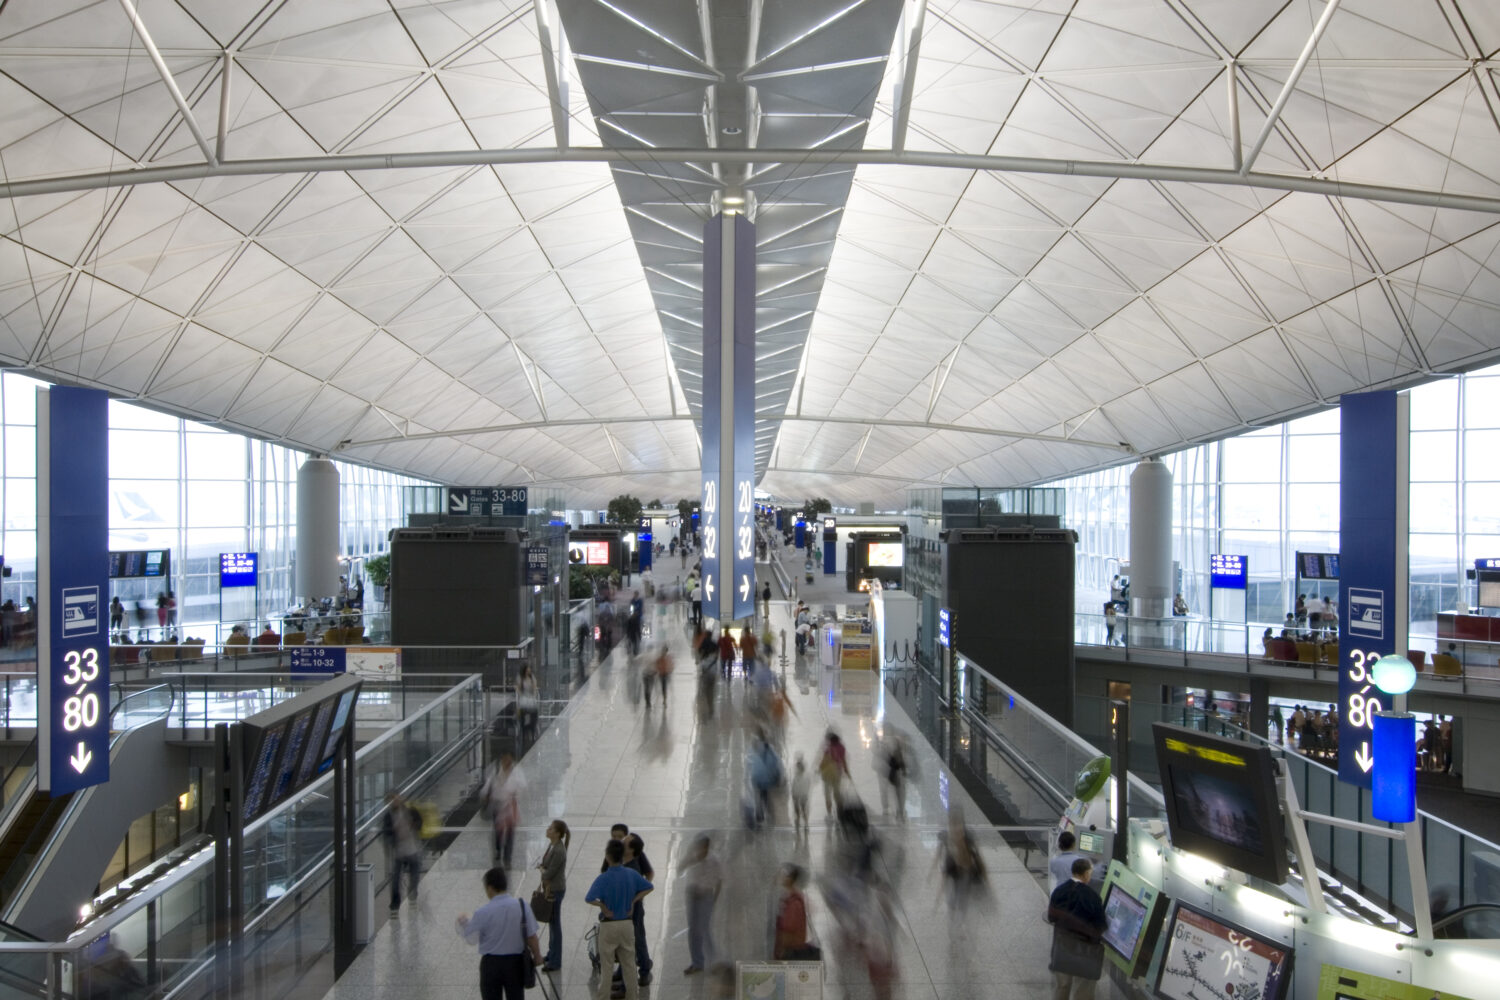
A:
[1046,359,1500,634]
[0,371,433,627]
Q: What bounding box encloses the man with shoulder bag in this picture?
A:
[1046,857,1107,1000]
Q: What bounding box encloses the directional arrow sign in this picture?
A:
[70,742,92,773]
[1354,743,1373,773]
[703,575,715,601]
[449,491,469,513]
[739,574,751,601]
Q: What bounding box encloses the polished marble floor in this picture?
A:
[323,596,1126,1000]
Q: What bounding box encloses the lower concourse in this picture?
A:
[326,596,1118,1000]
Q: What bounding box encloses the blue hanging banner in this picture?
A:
[38,386,111,795]
[702,211,756,621]
[1337,391,1406,789]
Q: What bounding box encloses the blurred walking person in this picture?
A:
[483,753,526,869]
[790,754,810,835]
[933,804,987,912]
[382,792,423,915]
[772,864,819,960]
[680,834,723,974]
[817,731,849,816]
[878,730,909,819]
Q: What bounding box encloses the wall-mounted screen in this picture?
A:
[219,552,258,589]
[866,541,903,567]
[109,549,170,579]
[1156,903,1291,1000]
[1297,551,1339,580]
[567,540,611,565]
[1152,723,1287,884]
[1098,860,1166,979]
[1209,554,1247,590]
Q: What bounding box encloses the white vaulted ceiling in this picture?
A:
[1,0,1499,506]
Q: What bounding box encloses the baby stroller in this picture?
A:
[585,924,601,974]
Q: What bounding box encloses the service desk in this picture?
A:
[1436,610,1500,643]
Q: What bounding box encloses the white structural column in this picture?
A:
[296,457,341,601]
[1129,458,1174,621]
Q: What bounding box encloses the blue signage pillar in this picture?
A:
[37,386,111,794]
[637,518,653,573]
[1337,391,1409,788]
[701,210,756,621]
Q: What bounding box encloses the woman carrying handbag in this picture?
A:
[534,820,570,971]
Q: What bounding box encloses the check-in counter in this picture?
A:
[1436,610,1500,643]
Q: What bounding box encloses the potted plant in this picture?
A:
[364,553,391,602]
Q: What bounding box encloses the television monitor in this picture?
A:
[1155,902,1291,1000]
[122,551,147,578]
[144,550,166,576]
[1152,723,1288,884]
[866,541,903,567]
[1480,579,1500,608]
[1296,551,1338,580]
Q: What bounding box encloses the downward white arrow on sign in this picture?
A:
[1355,743,1373,773]
[69,742,92,773]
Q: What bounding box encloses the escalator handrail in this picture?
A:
[1430,902,1500,936]
[0,739,38,840]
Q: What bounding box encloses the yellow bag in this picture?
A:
[415,800,440,840]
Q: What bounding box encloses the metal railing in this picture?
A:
[1077,695,1500,925]
[1074,611,1500,694]
[0,673,486,1000]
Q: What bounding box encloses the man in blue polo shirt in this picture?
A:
[586,840,653,1000]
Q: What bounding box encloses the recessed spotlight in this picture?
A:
[722,125,742,135]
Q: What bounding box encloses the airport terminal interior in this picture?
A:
[2,1,1500,998]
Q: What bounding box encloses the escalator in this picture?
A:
[0,686,175,938]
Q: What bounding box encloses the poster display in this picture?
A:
[736,961,822,1000]
[1317,964,1475,1000]
[840,621,873,670]
[346,646,400,680]
[1156,903,1291,1000]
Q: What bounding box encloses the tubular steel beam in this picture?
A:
[117,0,218,167]
[338,412,1132,452]
[1241,0,1343,173]
[3,143,1497,214]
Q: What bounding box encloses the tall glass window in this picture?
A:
[0,371,434,627]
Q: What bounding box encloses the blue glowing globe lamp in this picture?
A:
[1370,654,1417,696]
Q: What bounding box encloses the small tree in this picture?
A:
[804,497,832,516]
[363,553,391,588]
[676,497,696,519]
[607,493,644,525]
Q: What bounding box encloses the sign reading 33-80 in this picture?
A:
[39,387,111,795]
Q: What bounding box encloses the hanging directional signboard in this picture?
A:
[37,387,111,795]
[702,210,756,621]
[446,486,528,517]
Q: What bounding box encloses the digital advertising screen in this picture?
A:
[1157,903,1290,1000]
[1153,723,1287,884]
[567,540,611,565]
[219,552,258,589]
[144,550,166,576]
[109,549,170,579]
[1209,554,1247,590]
[1100,883,1147,961]
[866,541,903,567]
